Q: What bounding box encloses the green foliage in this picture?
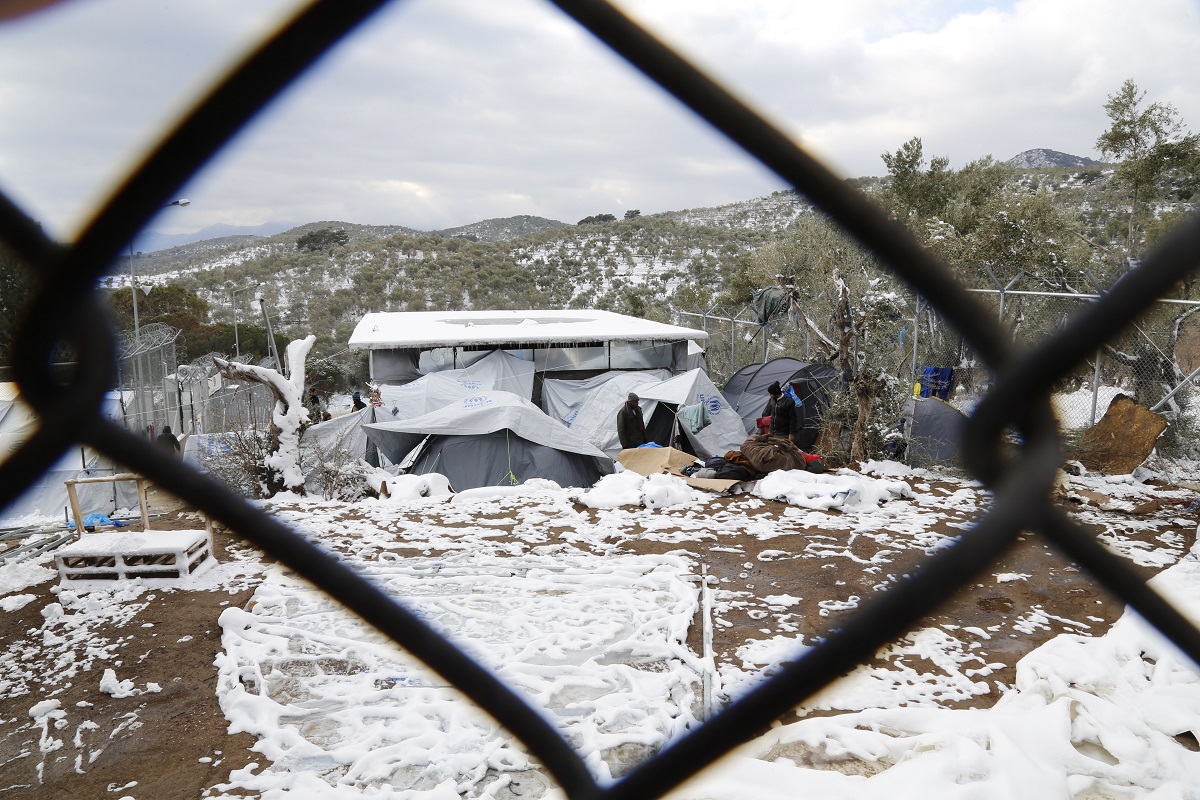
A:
[1096,79,1200,254]
[577,214,617,225]
[623,210,641,220]
[296,228,350,253]
[880,137,953,220]
[106,283,209,332]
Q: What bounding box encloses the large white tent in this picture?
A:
[543,369,746,459]
[1,385,134,524]
[541,369,671,456]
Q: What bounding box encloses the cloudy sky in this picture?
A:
[0,0,1197,241]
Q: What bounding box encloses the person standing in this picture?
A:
[766,381,796,443]
[352,391,366,411]
[617,392,648,449]
[156,425,181,456]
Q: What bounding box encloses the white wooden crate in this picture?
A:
[55,529,216,585]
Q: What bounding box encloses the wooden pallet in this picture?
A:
[54,530,215,584]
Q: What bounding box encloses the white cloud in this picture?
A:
[0,0,1196,239]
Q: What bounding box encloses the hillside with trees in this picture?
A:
[50,79,1194,456]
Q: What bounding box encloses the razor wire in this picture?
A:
[1,1,1200,799]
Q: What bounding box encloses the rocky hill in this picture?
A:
[1007,148,1102,169]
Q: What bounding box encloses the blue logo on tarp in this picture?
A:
[700,393,722,416]
[564,409,579,427]
[458,379,482,391]
[463,395,493,409]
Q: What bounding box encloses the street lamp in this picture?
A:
[254,290,281,372]
[230,283,260,358]
[129,198,189,340]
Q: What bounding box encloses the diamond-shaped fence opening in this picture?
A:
[2,2,1200,799]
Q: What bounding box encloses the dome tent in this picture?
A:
[722,359,841,443]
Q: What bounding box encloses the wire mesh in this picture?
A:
[2,1,1200,798]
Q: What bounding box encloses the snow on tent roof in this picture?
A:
[348,309,708,349]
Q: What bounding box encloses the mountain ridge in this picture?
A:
[1006,148,1102,169]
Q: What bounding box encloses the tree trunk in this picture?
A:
[214,335,316,496]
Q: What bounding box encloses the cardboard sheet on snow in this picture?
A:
[618,447,747,493]
[1078,394,1167,474]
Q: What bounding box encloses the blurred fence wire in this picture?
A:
[3,1,1200,798]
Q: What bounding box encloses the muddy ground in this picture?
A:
[0,475,1195,798]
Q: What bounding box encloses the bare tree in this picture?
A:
[215,335,316,496]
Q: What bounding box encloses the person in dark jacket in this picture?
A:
[766,381,796,443]
[156,425,180,456]
[616,392,648,449]
[352,391,366,411]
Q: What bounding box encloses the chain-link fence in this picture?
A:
[681,275,1200,460]
[4,2,1200,799]
[113,322,180,438]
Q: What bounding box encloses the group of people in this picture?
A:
[615,381,825,474]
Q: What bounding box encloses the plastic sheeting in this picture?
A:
[1,387,135,524]
[364,391,613,490]
[541,370,670,456]
[543,369,745,460]
[408,431,607,490]
[377,349,535,408]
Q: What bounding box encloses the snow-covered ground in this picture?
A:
[2,462,1200,798]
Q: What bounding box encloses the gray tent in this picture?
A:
[723,358,840,447]
[364,391,613,490]
[901,396,966,466]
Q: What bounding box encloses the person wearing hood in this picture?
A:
[352,391,366,411]
[616,392,648,449]
[156,425,181,456]
[765,381,796,443]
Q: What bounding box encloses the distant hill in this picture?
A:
[133,221,294,254]
[134,215,569,253]
[1007,149,1102,169]
[431,215,568,242]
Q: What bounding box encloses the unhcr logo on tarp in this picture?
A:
[700,393,722,416]
[463,395,493,410]
[458,379,482,391]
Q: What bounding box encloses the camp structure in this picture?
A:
[376,349,535,407]
[899,396,966,466]
[1,385,135,524]
[542,368,745,459]
[348,309,708,390]
[541,369,671,456]
[363,391,614,491]
[723,358,840,444]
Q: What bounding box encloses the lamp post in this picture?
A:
[129,198,190,341]
[255,290,281,371]
[230,283,260,358]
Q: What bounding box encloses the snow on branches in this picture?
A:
[215,335,316,496]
